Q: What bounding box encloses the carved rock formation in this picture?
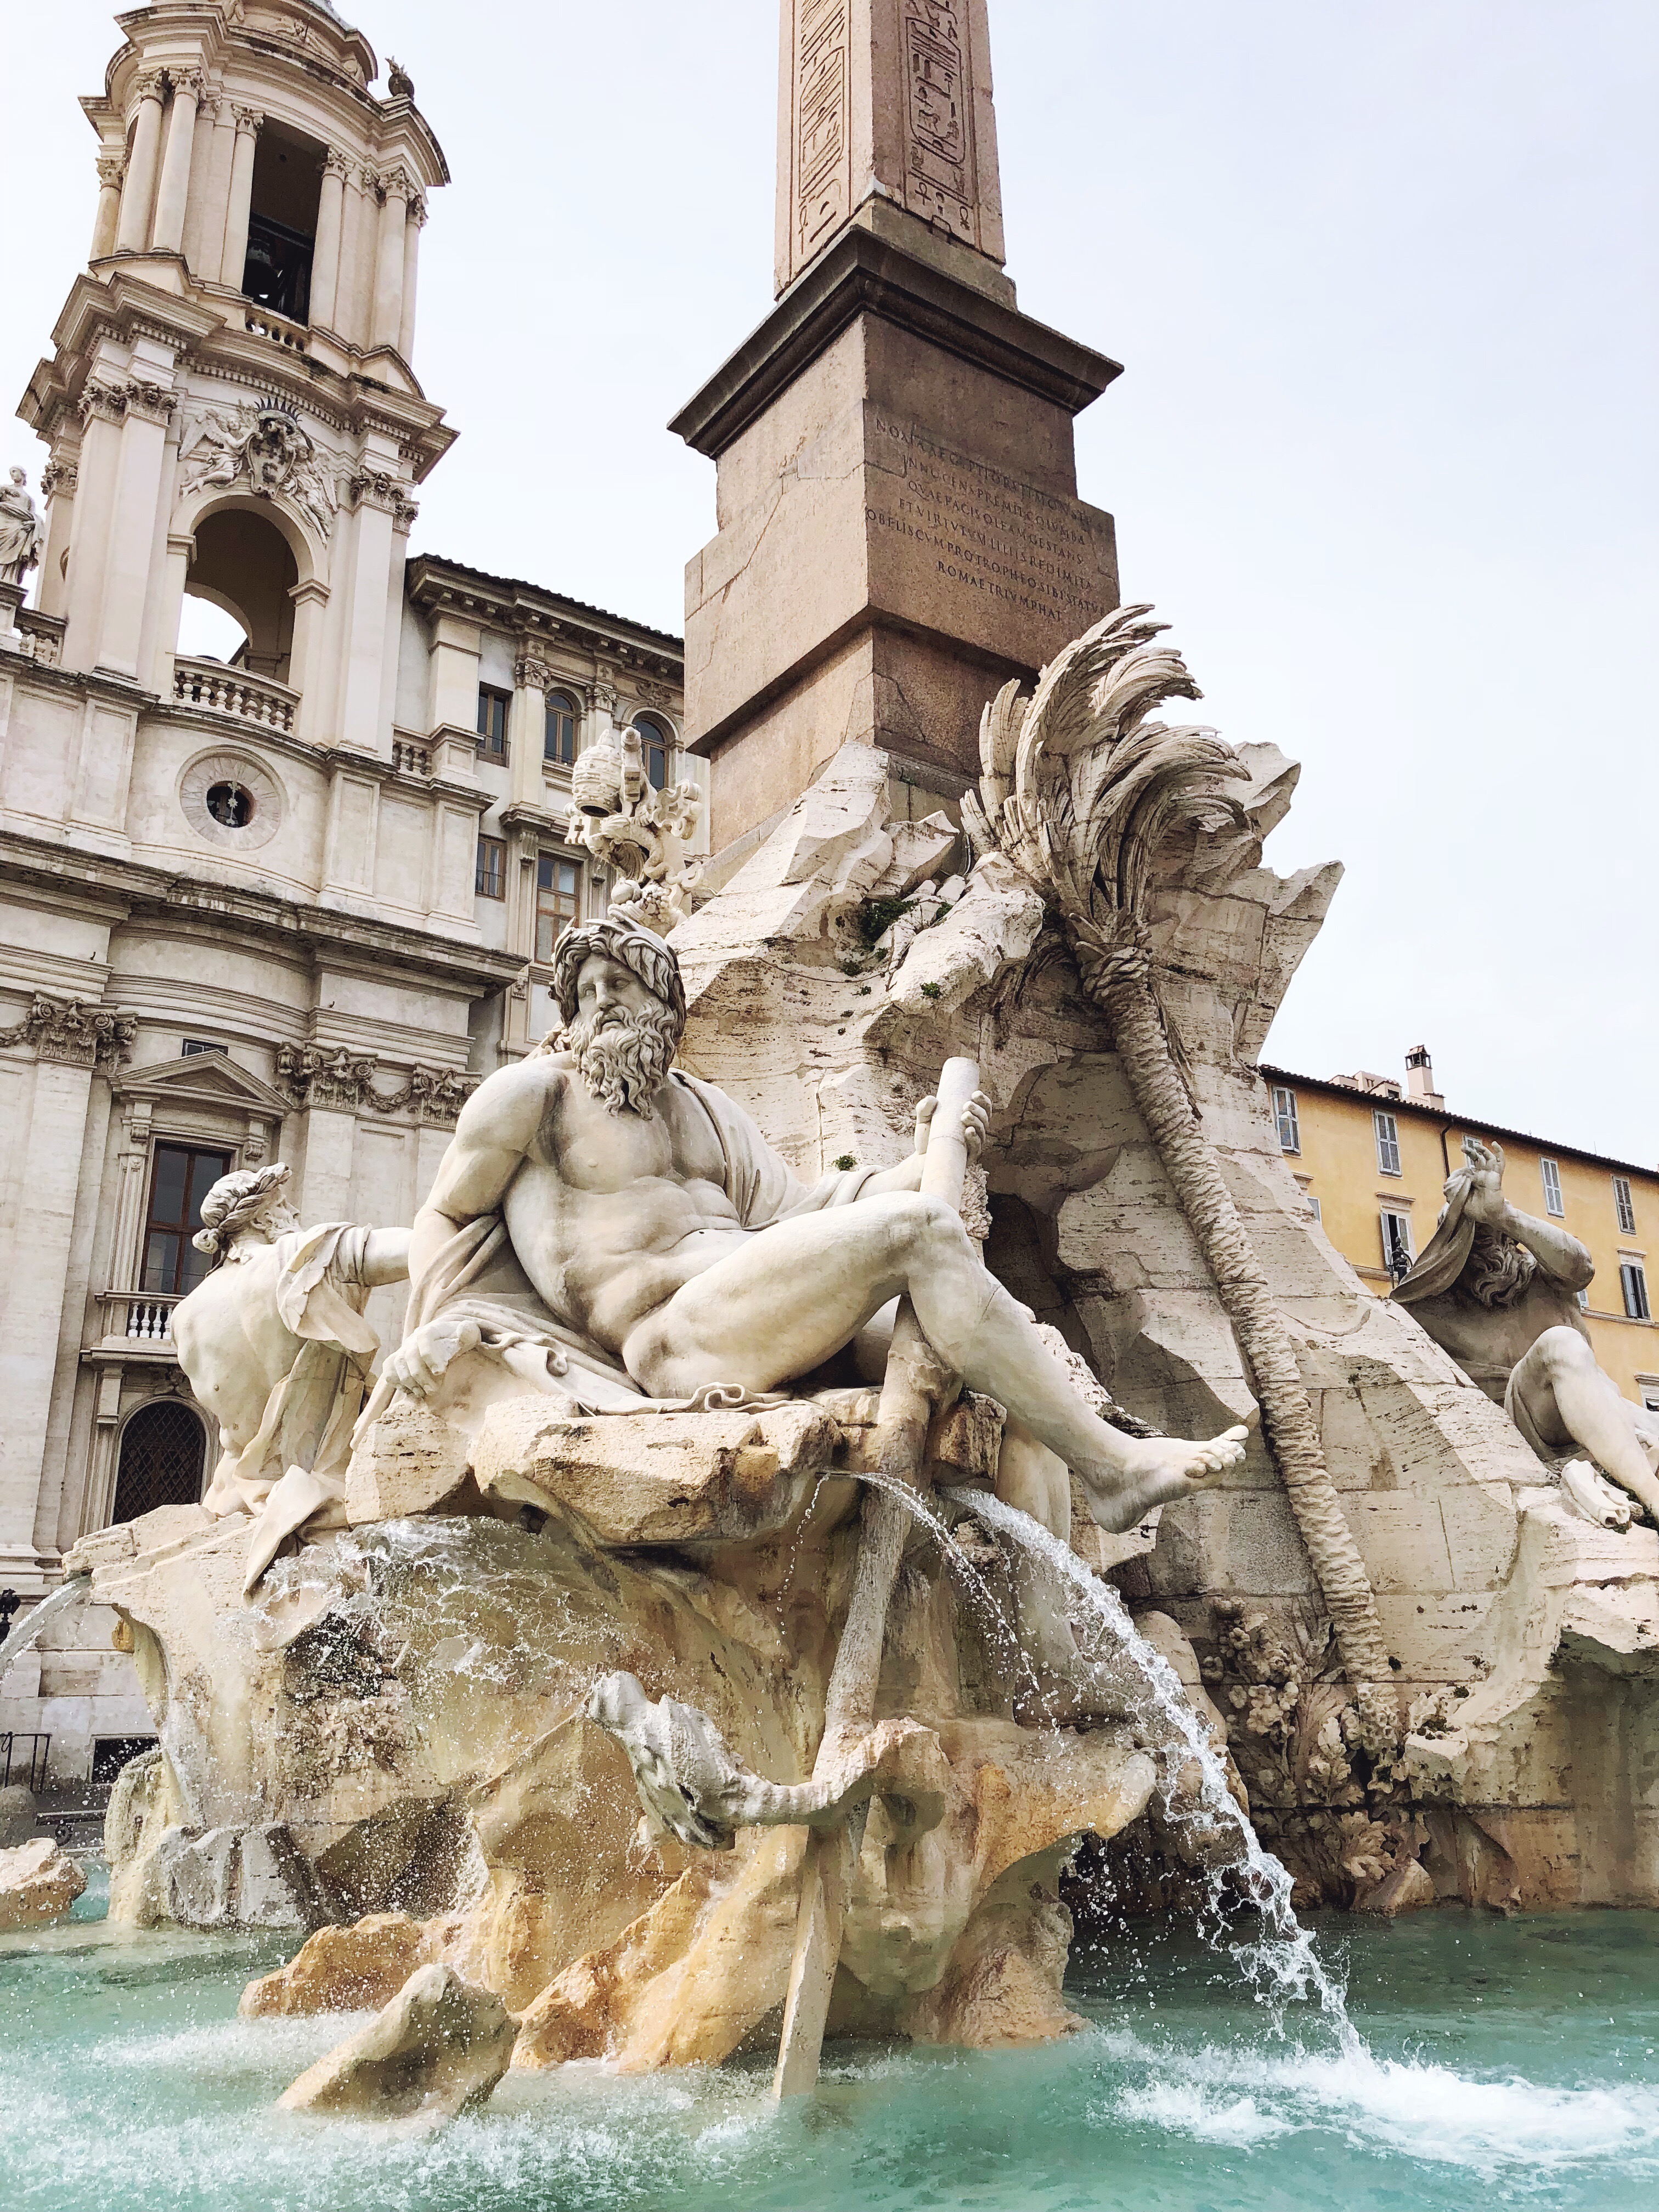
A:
[278,1963,515,2124]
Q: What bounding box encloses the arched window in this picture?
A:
[633,715,672,792]
[112,1401,206,1523]
[545,692,578,768]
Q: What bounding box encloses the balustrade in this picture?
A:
[172,656,297,735]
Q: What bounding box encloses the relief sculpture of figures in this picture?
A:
[369,913,1247,1531]
[1393,1137,1659,1522]
[0,467,43,585]
[171,1164,410,1593]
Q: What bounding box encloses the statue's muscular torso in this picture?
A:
[435,1053,758,1358]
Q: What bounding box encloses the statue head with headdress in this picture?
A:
[543,915,686,1118]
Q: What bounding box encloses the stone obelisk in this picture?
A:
[672,0,1122,854]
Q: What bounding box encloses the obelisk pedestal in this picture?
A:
[673,0,1123,855]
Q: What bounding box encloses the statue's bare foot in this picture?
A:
[1079,1426,1249,1534]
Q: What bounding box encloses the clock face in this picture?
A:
[178,749,285,851]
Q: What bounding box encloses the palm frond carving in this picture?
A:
[970,607,1393,1709]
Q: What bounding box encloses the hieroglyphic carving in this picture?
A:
[901,0,975,241]
[793,0,851,272]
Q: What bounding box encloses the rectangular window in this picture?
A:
[535,853,582,961]
[180,1039,220,1057]
[1622,1262,1652,1323]
[544,692,578,768]
[1380,1207,1413,1282]
[142,1143,232,1298]
[1577,1288,1590,1313]
[1374,1110,1402,1177]
[477,685,510,758]
[1615,1177,1637,1237]
[1307,1194,1322,1223]
[475,835,506,900]
[1541,1158,1564,1217]
[1272,1085,1300,1153]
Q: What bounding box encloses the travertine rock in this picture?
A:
[0,1836,85,1928]
[346,1400,477,1526]
[471,1398,841,1550]
[278,1963,515,2123]
[240,1912,428,2018]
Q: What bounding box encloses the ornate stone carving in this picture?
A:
[132,69,168,106]
[564,726,704,930]
[168,66,205,102]
[514,654,555,695]
[321,146,354,180]
[347,469,403,514]
[791,0,852,271]
[0,995,137,1073]
[633,678,673,709]
[94,153,126,191]
[40,461,77,502]
[0,471,43,586]
[232,105,264,136]
[392,496,419,535]
[274,1046,474,1125]
[405,192,427,228]
[122,378,177,427]
[76,383,127,427]
[387,56,415,98]
[178,401,337,542]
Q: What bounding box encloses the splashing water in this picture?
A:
[0,1575,90,1686]
[946,1487,1358,2053]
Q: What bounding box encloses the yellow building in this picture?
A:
[1261,1048,1659,1412]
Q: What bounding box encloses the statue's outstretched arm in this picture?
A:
[361,1227,413,1286]
[1457,1139,1593,1291]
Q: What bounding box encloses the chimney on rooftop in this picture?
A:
[1404,1045,1444,1109]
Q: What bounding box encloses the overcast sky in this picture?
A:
[6,2,1655,1163]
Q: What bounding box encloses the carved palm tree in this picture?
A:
[964,605,1392,1699]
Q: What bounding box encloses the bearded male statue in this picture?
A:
[1393,1136,1659,1521]
[170,1165,411,1592]
[371,916,1247,1536]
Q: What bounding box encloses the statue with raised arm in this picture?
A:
[1393,1137,1659,1521]
[170,1165,410,1593]
[0,468,43,586]
[371,915,1246,1536]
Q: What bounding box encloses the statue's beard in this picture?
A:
[567,1002,680,1116]
[1464,1224,1537,1309]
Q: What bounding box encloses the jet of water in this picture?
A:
[945,1487,1359,2055]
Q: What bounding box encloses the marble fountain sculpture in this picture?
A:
[54,606,1659,2119]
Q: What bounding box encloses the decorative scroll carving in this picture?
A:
[347,469,403,514]
[0,995,137,1073]
[40,461,78,503]
[122,379,177,427]
[178,400,337,542]
[274,1046,475,1125]
[95,153,126,191]
[514,655,555,695]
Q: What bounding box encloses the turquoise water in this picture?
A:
[3,1885,1657,2211]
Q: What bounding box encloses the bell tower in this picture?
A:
[19,0,453,750]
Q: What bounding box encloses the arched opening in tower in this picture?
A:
[179,509,300,684]
[242,121,325,325]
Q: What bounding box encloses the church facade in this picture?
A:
[0,0,690,1780]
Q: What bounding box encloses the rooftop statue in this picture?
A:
[172,1165,411,1591]
[367,914,1248,1534]
[1393,1137,1659,1521]
[0,467,43,586]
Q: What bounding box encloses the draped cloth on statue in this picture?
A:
[353,1069,885,1443]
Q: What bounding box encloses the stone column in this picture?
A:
[90,154,125,261]
[337,467,401,753]
[583,675,618,758]
[398,192,425,362]
[371,167,412,350]
[511,651,552,809]
[150,66,202,256]
[107,1099,154,1294]
[37,459,78,622]
[310,149,350,330]
[95,375,177,681]
[288,577,331,744]
[0,1055,97,1588]
[60,387,126,672]
[115,71,167,253]
[218,106,262,289]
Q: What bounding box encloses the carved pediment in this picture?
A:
[112,1049,292,1118]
